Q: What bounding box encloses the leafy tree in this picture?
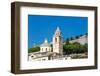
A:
[79,34,83,37]
[85,33,88,36]
[83,43,88,53]
[63,42,88,55]
[73,42,80,45]
[70,37,74,40]
[28,46,40,53]
[50,44,53,52]
[75,36,79,39]
[65,38,69,45]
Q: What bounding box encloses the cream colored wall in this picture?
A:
[40,46,51,52]
[53,35,63,54]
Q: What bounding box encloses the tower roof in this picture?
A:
[54,26,61,36]
[56,27,60,32]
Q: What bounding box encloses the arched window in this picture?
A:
[49,48,50,51]
[46,48,47,51]
[42,48,43,51]
[31,56,34,58]
[55,38,57,42]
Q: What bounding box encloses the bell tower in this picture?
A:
[52,27,63,55]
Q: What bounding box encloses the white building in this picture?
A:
[28,27,65,61]
[40,39,51,52]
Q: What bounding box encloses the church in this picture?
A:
[28,27,68,61]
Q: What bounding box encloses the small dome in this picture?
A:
[40,39,50,47]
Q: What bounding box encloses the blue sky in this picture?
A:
[28,15,88,48]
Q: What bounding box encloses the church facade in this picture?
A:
[28,27,68,61]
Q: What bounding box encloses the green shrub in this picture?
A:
[28,46,40,53]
